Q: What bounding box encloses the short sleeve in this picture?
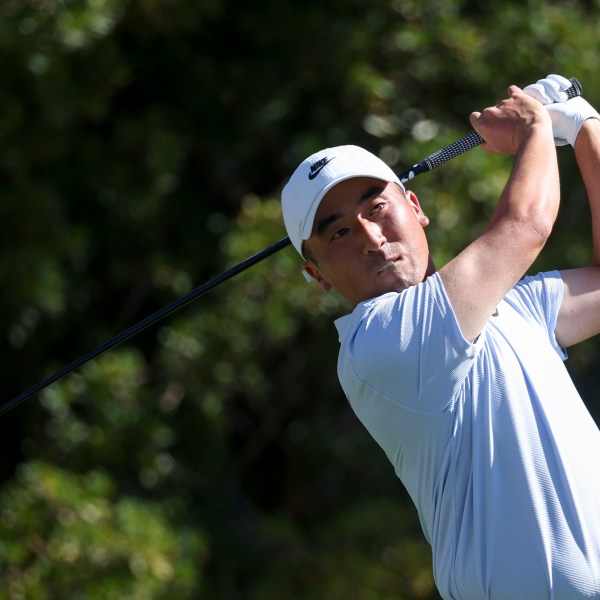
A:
[504,270,566,359]
[337,272,483,414]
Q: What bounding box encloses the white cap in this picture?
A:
[281,145,404,257]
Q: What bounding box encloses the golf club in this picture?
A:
[2,77,582,416]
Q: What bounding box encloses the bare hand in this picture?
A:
[470,85,552,155]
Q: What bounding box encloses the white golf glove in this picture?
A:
[524,74,600,146]
[523,74,575,104]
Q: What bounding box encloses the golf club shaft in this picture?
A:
[3,76,583,416]
[2,238,291,416]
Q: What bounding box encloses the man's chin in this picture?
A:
[379,272,413,294]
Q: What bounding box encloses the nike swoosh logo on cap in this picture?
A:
[308,157,334,180]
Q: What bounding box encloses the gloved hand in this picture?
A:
[523,74,575,104]
[545,97,600,146]
[524,74,600,146]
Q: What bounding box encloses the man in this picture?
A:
[281,76,600,599]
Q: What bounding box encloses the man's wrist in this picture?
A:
[574,117,600,153]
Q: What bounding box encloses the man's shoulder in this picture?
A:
[334,273,462,360]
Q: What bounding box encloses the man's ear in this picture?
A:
[304,262,332,292]
[405,190,429,227]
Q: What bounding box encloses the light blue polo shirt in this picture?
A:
[335,271,600,600]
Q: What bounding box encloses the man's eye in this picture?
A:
[371,202,385,215]
[331,227,349,240]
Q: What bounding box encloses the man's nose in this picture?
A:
[358,219,386,254]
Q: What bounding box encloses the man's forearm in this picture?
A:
[574,119,600,264]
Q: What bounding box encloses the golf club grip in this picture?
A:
[398,76,582,183]
[398,131,484,183]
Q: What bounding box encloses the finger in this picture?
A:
[470,111,482,125]
[524,83,550,104]
[547,74,572,92]
[507,84,523,97]
[469,112,491,151]
[545,75,578,102]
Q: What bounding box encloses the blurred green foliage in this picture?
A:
[1,0,600,597]
[0,461,203,599]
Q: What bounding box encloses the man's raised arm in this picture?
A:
[438,86,559,343]
[556,117,600,347]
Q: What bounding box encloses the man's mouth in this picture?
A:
[378,260,396,274]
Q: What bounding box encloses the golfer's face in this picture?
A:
[303,177,431,305]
